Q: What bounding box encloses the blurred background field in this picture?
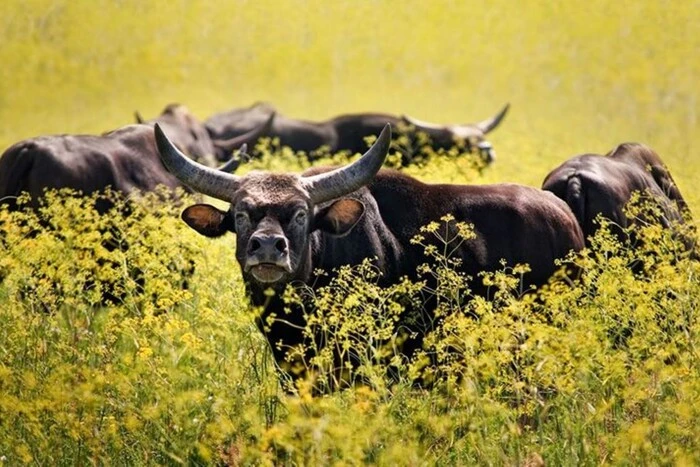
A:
[1,0,699,209]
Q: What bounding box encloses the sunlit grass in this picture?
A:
[0,191,698,464]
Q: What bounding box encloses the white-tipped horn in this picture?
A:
[401,115,444,131]
[475,103,510,134]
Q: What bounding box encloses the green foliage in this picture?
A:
[0,191,279,464]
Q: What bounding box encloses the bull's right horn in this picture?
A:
[155,123,241,201]
[301,124,391,204]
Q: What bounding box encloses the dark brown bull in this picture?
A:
[0,105,261,211]
[542,142,692,247]
[204,102,509,164]
[155,122,584,386]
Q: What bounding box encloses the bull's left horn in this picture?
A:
[155,123,241,201]
[301,124,391,204]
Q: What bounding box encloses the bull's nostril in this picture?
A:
[274,238,287,253]
[250,239,261,252]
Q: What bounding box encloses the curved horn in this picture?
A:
[154,123,241,201]
[401,114,444,131]
[217,144,247,173]
[475,103,510,134]
[134,111,145,124]
[213,112,275,158]
[302,124,391,204]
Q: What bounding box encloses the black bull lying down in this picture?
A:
[155,122,585,386]
[204,101,510,164]
[0,104,271,211]
[542,142,694,249]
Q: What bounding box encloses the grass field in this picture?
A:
[1,1,700,464]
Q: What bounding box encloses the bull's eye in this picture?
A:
[293,209,308,226]
[234,211,250,229]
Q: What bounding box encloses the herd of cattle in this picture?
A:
[0,101,695,385]
[0,102,508,211]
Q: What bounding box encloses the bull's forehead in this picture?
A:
[235,172,310,206]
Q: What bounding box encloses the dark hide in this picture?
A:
[203,101,277,142]
[136,103,220,167]
[0,124,182,212]
[0,121,223,305]
[137,103,274,163]
[0,102,264,210]
[542,142,692,246]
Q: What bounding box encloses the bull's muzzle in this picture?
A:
[244,232,292,283]
[477,141,495,163]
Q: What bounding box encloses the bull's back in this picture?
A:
[443,184,584,285]
[368,170,584,287]
[0,129,181,209]
[544,152,688,244]
[613,143,691,216]
[273,116,336,153]
[0,138,118,208]
[331,113,399,154]
[106,127,183,192]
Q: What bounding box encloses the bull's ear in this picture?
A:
[314,199,365,236]
[181,204,231,237]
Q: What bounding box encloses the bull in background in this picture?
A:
[542,142,694,252]
[134,103,274,164]
[155,122,583,388]
[0,105,266,307]
[203,101,509,165]
[0,104,266,212]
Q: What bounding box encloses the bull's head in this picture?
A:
[401,103,509,163]
[154,123,391,288]
[137,104,274,169]
[210,112,275,163]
